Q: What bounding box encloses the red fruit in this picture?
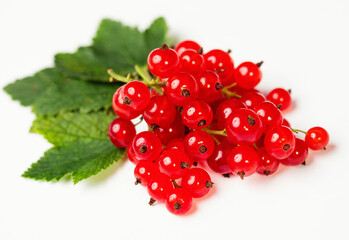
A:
[150,86,166,97]
[182,100,213,129]
[215,99,246,130]
[134,161,160,186]
[267,88,292,111]
[225,108,263,144]
[166,188,193,215]
[256,147,280,175]
[235,61,262,89]
[264,126,296,159]
[227,145,259,179]
[196,70,223,102]
[122,81,150,111]
[181,168,213,198]
[131,131,162,161]
[147,172,173,203]
[305,127,329,150]
[184,130,215,161]
[147,44,179,78]
[254,101,283,133]
[241,91,266,109]
[174,40,201,56]
[158,149,193,179]
[112,86,142,120]
[179,49,205,74]
[165,138,185,151]
[154,114,185,145]
[207,142,234,174]
[281,138,308,166]
[108,118,136,148]
[127,142,140,165]
[282,118,291,128]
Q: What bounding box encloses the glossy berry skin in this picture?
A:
[165,72,199,106]
[204,49,235,86]
[254,101,283,133]
[235,62,262,89]
[305,127,329,150]
[158,149,193,179]
[122,81,150,111]
[227,145,259,179]
[181,168,213,198]
[143,95,177,129]
[225,108,263,144]
[256,147,280,175]
[166,188,193,215]
[241,91,266,109]
[182,100,213,129]
[108,118,136,148]
[134,161,160,186]
[184,130,215,161]
[131,131,162,161]
[127,143,140,165]
[196,71,223,103]
[215,99,246,130]
[281,138,308,166]
[147,46,179,78]
[154,114,185,146]
[267,88,291,111]
[207,142,233,174]
[179,49,205,74]
[264,126,296,159]
[282,118,291,128]
[147,173,173,202]
[174,40,201,56]
[112,87,142,120]
[165,138,185,151]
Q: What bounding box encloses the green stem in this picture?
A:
[134,116,143,126]
[210,134,221,145]
[224,82,237,89]
[135,65,152,84]
[291,128,308,134]
[203,128,228,136]
[221,88,241,99]
[108,69,134,83]
[253,143,259,150]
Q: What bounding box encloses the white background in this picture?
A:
[1,0,348,239]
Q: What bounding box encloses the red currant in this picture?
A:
[158,149,193,179]
[227,145,259,179]
[166,188,193,215]
[134,161,160,186]
[215,99,246,130]
[281,138,308,166]
[282,118,291,128]
[241,91,266,109]
[264,126,296,159]
[153,113,185,146]
[122,81,150,111]
[267,88,292,111]
[256,147,280,175]
[179,49,205,74]
[112,86,142,120]
[196,70,223,103]
[147,44,179,78]
[127,142,140,165]
[108,118,136,148]
[184,130,215,161]
[174,40,201,56]
[235,62,262,89]
[207,142,233,174]
[182,100,213,129]
[131,131,162,161]
[254,101,283,133]
[147,172,173,204]
[165,138,185,151]
[181,168,213,198]
[305,127,329,150]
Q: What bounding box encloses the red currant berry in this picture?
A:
[174,40,201,56]
[147,172,173,204]
[228,145,259,179]
[225,108,263,144]
[305,127,329,150]
[134,161,160,186]
[184,130,215,161]
[154,113,185,146]
[182,100,213,129]
[181,168,213,198]
[254,101,283,133]
[256,147,280,176]
[143,95,177,129]
[147,44,179,78]
[264,126,296,159]
[267,88,292,111]
[241,91,266,109]
[235,61,262,89]
[215,99,246,130]
[158,149,193,179]
[196,70,223,102]
[165,72,199,106]
[108,118,136,148]
[165,138,185,151]
[150,86,166,97]
[131,131,162,161]
[127,142,140,165]
[179,49,205,74]
[281,138,308,166]
[122,81,150,111]
[282,118,291,128]
[166,188,193,215]
[112,87,142,120]
[204,49,235,86]
[207,142,233,174]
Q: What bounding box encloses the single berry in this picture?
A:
[241,91,266,109]
[227,145,259,179]
[127,142,140,165]
[182,100,213,129]
[196,70,223,102]
[235,61,262,89]
[264,126,296,159]
[154,113,185,146]
[254,101,283,133]
[215,99,246,130]
[256,147,280,175]
[204,49,235,85]
[184,130,215,161]
[166,188,193,215]
[112,86,142,120]
[181,168,213,198]
[134,161,160,186]
[108,118,136,148]
[147,172,173,204]
[131,131,162,161]
[174,40,201,56]
[225,108,263,144]
[122,81,151,111]
[147,44,179,78]
[158,149,193,179]
[281,138,308,166]
[179,49,205,74]
[282,118,291,128]
[305,127,329,150]
[165,138,185,151]
[267,88,292,111]
[207,142,233,174]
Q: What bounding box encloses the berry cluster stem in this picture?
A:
[291,128,308,135]
[221,87,241,99]
[203,128,228,137]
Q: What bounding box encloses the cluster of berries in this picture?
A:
[107,40,330,215]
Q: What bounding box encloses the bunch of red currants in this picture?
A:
[107,40,330,215]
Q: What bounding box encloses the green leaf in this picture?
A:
[22,139,125,184]
[55,17,168,82]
